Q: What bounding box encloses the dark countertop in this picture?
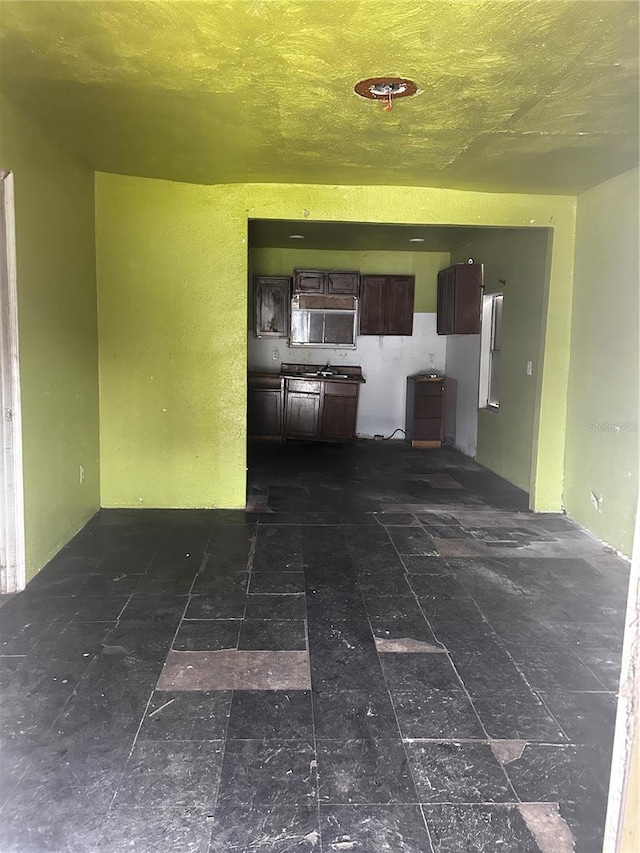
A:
[248,365,365,384]
[279,363,366,383]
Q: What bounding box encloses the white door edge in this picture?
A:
[0,171,26,593]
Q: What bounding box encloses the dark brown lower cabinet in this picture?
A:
[321,382,359,440]
[284,378,360,441]
[284,389,321,438]
[405,374,446,447]
[248,374,283,440]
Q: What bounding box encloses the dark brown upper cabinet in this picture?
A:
[254,276,290,338]
[437,263,483,335]
[359,275,415,336]
[293,269,360,296]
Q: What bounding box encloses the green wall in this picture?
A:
[248,248,447,314]
[96,174,576,512]
[564,169,639,556]
[96,175,248,509]
[0,96,100,579]
[452,229,552,494]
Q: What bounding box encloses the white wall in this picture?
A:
[248,313,446,438]
[444,334,481,456]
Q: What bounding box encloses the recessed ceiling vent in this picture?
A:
[354,77,418,111]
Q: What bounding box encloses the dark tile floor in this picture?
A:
[0,442,629,852]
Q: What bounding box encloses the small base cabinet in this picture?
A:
[248,374,283,441]
[284,380,321,439]
[320,381,359,441]
[405,375,446,448]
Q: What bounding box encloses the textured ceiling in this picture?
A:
[0,0,638,193]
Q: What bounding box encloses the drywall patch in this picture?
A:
[519,803,575,853]
[490,739,527,764]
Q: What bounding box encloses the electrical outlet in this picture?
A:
[79,465,85,484]
[526,361,533,376]
[271,349,279,361]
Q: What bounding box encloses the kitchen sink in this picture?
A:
[298,371,350,379]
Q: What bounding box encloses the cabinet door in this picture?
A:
[284,392,320,437]
[327,271,359,295]
[293,270,325,293]
[321,382,358,440]
[248,389,282,436]
[359,276,385,334]
[254,277,290,338]
[384,276,415,335]
[453,263,482,334]
[437,268,455,334]
[406,378,444,444]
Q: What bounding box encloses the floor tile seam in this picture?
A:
[353,541,431,826]
[375,520,495,753]
[524,689,575,744]
[415,804,438,853]
[464,599,557,698]
[540,688,620,696]
[133,736,226,743]
[426,629,523,801]
[571,654,615,693]
[389,537,494,750]
[208,686,237,847]
[465,611,601,742]
[319,797,524,805]
[424,640,492,743]
[305,617,324,853]
[46,644,112,733]
[102,681,158,821]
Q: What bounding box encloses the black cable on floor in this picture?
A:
[382,428,406,441]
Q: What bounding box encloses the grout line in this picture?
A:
[384,525,525,803]
[358,523,436,853]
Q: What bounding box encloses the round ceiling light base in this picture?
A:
[354,77,418,101]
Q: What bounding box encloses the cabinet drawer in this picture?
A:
[286,378,321,394]
[323,381,358,397]
[294,271,324,293]
[327,272,359,295]
[249,373,282,390]
[414,381,444,396]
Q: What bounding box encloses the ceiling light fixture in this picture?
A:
[354,77,418,111]
[289,234,305,239]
